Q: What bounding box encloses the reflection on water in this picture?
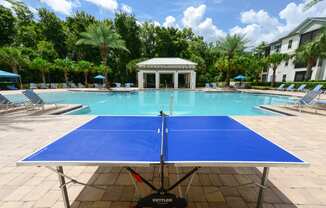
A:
[8,90,292,116]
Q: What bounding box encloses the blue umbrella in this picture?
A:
[94,75,105,79]
[234,75,246,81]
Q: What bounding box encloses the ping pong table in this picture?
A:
[17,113,307,208]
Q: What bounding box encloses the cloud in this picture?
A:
[231,0,326,46]
[182,4,225,42]
[84,0,118,12]
[0,0,12,9]
[163,16,179,28]
[121,3,132,14]
[39,0,74,15]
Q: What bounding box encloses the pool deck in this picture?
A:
[0,113,325,208]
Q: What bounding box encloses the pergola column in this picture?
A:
[190,71,196,89]
[138,71,143,89]
[155,72,160,89]
[174,72,178,89]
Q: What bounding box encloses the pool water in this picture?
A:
[8,90,292,115]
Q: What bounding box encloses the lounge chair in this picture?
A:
[0,93,26,110]
[30,83,37,89]
[78,83,85,88]
[39,83,48,89]
[296,84,306,92]
[22,89,58,110]
[125,83,133,88]
[69,83,77,88]
[50,83,58,89]
[6,85,18,90]
[205,83,210,88]
[210,83,217,88]
[312,84,323,92]
[62,83,68,88]
[286,84,295,91]
[276,84,285,90]
[295,90,322,112]
[114,83,121,88]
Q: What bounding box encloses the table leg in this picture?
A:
[256,167,269,208]
[57,166,70,208]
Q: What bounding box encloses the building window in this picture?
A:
[288,39,293,49]
[282,74,287,82]
[285,60,289,66]
[299,29,321,47]
[294,71,306,82]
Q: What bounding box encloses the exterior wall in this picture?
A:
[267,20,326,82]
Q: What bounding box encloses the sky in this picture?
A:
[1,0,326,47]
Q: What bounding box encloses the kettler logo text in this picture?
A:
[152,198,173,203]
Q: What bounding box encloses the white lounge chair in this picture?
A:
[50,83,58,89]
[312,84,323,92]
[0,93,27,110]
[210,83,217,88]
[296,84,306,92]
[62,83,68,88]
[69,83,77,88]
[30,83,37,89]
[39,83,48,89]
[276,84,285,90]
[286,84,295,91]
[114,83,121,88]
[205,83,210,88]
[22,90,58,110]
[78,83,85,88]
[295,90,322,112]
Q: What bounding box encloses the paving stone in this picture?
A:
[204,186,225,203]
[225,196,248,208]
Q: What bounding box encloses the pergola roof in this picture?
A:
[137,58,197,70]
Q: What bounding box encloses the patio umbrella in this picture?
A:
[94,75,105,80]
[94,75,105,86]
[234,75,246,81]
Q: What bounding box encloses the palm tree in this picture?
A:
[267,53,289,86]
[54,58,74,84]
[30,57,51,84]
[217,34,247,86]
[75,60,93,86]
[0,47,28,74]
[304,0,323,9]
[295,40,322,81]
[76,22,128,87]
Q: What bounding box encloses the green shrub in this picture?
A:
[252,81,326,90]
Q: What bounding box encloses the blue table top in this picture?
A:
[18,116,306,167]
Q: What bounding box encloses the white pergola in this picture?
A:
[137,58,197,89]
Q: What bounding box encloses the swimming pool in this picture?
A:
[8,90,292,115]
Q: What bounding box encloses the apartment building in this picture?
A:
[263,17,326,82]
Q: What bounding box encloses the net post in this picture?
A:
[159,111,165,192]
[57,166,70,208]
[256,167,269,208]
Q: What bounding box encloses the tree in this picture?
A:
[0,5,16,46]
[217,34,247,86]
[65,11,97,60]
[114,13,141,82]
[75,60,93,86]
[76,22,128,87]
[295,40,322,81]
[0,47,28,74]
[37,41,58,61]
[54,58,74,84]
[38,8,67,57]
[267,53,288,86]
[30,57,51,84]
[140,22,157,57]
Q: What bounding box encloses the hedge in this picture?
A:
[252,81,326,90]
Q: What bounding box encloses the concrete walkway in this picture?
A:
[0,114,325,207]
